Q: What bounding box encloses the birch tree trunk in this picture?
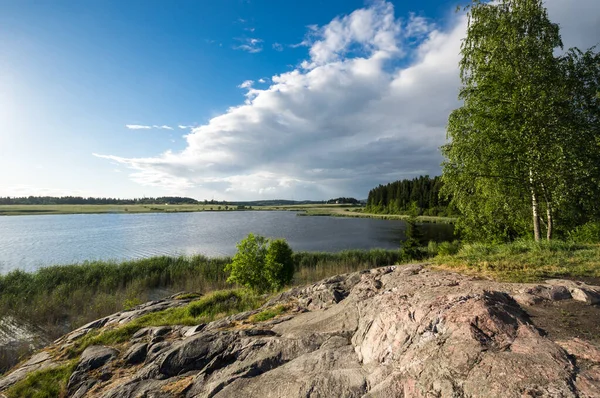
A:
[546,205,553,240]
[530,170,541,242]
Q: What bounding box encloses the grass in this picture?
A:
[68,289,265,357]
[433,239,600,283]
[0,203,456,223]
[249,305,287,323]
[0,204,351,217]
[0,255,231,338]
[4,360,77,398]
[294,207,456,223]
[0,249,404,343]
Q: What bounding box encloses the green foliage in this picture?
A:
[225,234,294,292]
[225,233,270,292]
[442,0,600,242]
[249,305,287,323]
[0,255,230,339]
[5,361,76,398]
[400,217,425,260]
[568,222,600,243]
[434,239,599,282]
[265,239,294,290]
[366,176,455,216]
[427,240,461,256]
[187,289,262,318]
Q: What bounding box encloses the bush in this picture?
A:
[264,238,294,290]
[401,217,424,260]
[438,240,461,256]
[568,222,600,243]
[225,234,294,292]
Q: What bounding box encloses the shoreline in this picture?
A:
[0,204,456,223]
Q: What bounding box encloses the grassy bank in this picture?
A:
[0,204,254,216]
[0,204,348,216]
[0,204,456,223]
[0,250,404,341]
[297,209,456,223]
[433,240,600,283]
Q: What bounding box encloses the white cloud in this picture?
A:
[126,124,152,130]
[238,80,254,89]
[178,125,193,129]
[126,124,173,131]
[272,42,284,51]
[101,1,599,199]
[258,78,267,83]
[234,38,263,53]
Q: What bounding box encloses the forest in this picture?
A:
[365,176,454,216]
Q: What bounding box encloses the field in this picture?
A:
[0,203,456,223]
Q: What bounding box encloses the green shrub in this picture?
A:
[437,240,461,256]
[225,233,270,292]
[401,217,424,260]
[265,239,294,290]
[568,222,600,243]
[225,234,294,292]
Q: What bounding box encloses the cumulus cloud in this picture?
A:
[234,38,263,53]
[100,0,599,199]
[238,80,254,89]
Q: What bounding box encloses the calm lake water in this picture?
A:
[0,211,454,273]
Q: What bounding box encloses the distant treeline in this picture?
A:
[366,176,455,216]
[326,197,359,204]
[0,196,199,205]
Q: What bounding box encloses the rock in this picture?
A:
[575,366,600,398]
[132,327,151,339]
[556,338,600,363]
[570,287,600,304]
[123,343,148,365]
[77,345,118,372]
[549,285,572,301]
[545,279,600,304]
[183,324,206,337]
[67,345,118,397]
[0,351,56,391]
[4,265,600,398]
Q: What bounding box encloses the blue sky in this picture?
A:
[1,0,598,200]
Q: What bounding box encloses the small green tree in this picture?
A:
[401,217,424,260]
[264,239,294,290]
[225,233,269,292]
[225,234,294,292]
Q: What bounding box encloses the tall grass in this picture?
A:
[434,239,600,282]
[0,250,404,341]
[0,255,230,338]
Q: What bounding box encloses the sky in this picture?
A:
[1,0,599,201]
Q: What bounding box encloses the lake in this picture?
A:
[0,211,454,273]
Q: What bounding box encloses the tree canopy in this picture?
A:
[442,0,600,242]
[366,176,454,216]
